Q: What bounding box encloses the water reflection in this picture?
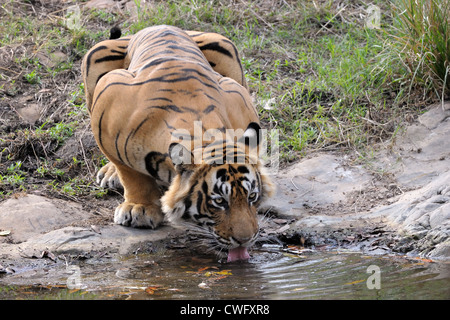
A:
[100,249,450,300]
[2,248,449,299]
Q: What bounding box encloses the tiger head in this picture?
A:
[160,123,275,261]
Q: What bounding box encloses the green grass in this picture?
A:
[389,0,450,102]
[0,0,447,199]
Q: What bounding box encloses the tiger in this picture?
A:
[81,25,275,262]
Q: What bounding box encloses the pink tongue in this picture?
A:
[227,247,250,262]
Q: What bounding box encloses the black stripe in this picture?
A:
[145,151,167,179]
[157,29,190,40]
[98,110,105,149]
[147,38,178,47]
[132,116,150,137]
[115,131,124,164]
[110,49,126,55]
[196,191,203,215]
[148,97,173,103]
[205,139,226,148]
[198,42,233,58]
[222,38,245,84]
[256,171,262,197]
[167,44,207,61]
[203,104,216,114]
[213,183,221,195]
[139,57,181,71]
[95,71,109,85]
[148,104,183,113]
[180,68,216,84]
[85,45,108,78]
[203,92,220,104]
[182,197,192,219]
[202,181,209,195]
[216,168,227,180]
[139,49,176,62]
[164,119,175,130]
[95,55,125,64]
[237,166,250,174]
[225,89,255,114]
[124,130,133,165]
[182,178,198,219]
[190,32,207,37]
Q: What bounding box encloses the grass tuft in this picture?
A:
[389,0,450,102]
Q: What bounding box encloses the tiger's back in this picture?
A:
[83,26,256,179]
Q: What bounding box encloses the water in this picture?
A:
[1,247,448,299]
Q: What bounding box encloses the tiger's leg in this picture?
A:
[81,37,131,111]
[113,163,164,229]
[187,31,248,89]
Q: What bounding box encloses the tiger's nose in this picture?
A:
[232,235,253,245]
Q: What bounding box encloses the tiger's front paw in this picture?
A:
[114,202,164,229]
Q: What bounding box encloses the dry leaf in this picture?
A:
[292,287,306,292]
[413,257,434,263]
[145,288,155,295]
[90,225,101,234]
[41,250,57,262]
[205,269,232,277]
[145,285,162,295]
[345,279,365,285]
[214,270,232,276]
[198,266,218,272]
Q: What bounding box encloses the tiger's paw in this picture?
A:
[114,202,163,229]
[96,162,122,189]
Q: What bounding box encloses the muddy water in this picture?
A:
[1,247,449,299]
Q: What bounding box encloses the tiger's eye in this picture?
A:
[214,197,224,204]
[248,192,257,200]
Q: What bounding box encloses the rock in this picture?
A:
[0,194,182,259]
[271,154,371,217]
[0,194,89,243]
[377,171,450,259]
[13,224,181,257]
[377,103,450,188]
[271,103,450,259]
[36,51,67,69]
[84,0,119,10]
[16,104,40,124]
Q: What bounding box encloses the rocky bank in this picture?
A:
[1,103,449,277]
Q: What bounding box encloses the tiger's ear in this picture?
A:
[239,122,261,148]
[239,122,261,149]
[168,142,195,173]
